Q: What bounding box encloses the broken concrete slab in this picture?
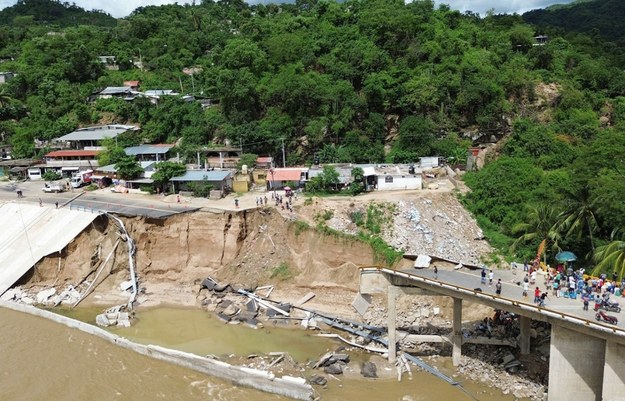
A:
[295,292,315,307]
[119,280,133,292]
[352,292,371,316]
[414,254,432,269]
[201,277,217,290]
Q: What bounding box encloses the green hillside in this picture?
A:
[524,0,625,42]
[0,0,116,27]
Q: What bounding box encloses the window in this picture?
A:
[385,176,393,183]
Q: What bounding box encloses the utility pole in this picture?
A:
[281,138,286,168]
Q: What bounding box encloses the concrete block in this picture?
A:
[36,288,56,304]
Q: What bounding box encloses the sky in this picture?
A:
[0,0,576,19]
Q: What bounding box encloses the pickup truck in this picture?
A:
[42,182,65,193]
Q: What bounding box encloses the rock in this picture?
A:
[310,375,327,386]
[323,363,343,375]
[222,304,239,316]
[21,296,34,305]
[96,314,114,327]
[361,361,377,378]
[329,354,350,364]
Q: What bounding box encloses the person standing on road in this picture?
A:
[488,270,494,286]
[582,293,590,311]
[39,198,42,207]
[434,266,438,280]
[522,280,529,298]
[534,287,541,304]
[495,279,502,295]
[481,268,487,285]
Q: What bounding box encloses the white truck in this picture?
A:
[42,181,65,193]
[70,170,93,188]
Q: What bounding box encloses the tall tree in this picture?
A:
[512,204,561,264]
[593,229,625,281]
[555,186,599,253]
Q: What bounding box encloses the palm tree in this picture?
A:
[593,229,625,280]
[512,204,561,265]
[555,186,599,252]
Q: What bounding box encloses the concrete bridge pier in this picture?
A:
[519,316,531,355]
[452,298,462,366]
[387,285,398,363]
[603,340,625,400]
[548,325,605,401]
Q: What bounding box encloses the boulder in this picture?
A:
[361,361,377,378]
[323,363,343,375]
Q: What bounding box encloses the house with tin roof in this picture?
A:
[170,170,233,197]
[124,144,174,162]
[54,125,139,149]
[266,168,308,190]
[97,86,136,99]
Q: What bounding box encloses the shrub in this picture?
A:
[270,262,293,280]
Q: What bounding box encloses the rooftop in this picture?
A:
[46,150,100,158]
[99,161,156,173]
[170,170,231,182]
[99,87,133,95]
[55,125,139,142]
[268,168,303,182]
[124,144,174,156]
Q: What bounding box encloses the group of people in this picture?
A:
[480,268,503,295]
[255,196,268,207]
[271,190,295,212]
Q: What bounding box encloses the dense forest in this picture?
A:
[1,0,625,276]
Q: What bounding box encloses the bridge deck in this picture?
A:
[360,266,625,342]
[0,203,99,295]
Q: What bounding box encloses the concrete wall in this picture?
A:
[0,301,314,401]
[549,325,605,401]
[603,341,625,401]
[376,175,422,191]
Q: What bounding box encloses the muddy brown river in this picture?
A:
[0,307,519,401]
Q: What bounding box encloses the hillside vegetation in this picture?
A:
[0,0,625,275]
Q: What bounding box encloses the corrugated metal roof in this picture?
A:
[170,170,231,182]
[125,145,174,156]
[56,125,138,141]
[98,161,155,173]
[100,86,132,95]
[144,90,177,96]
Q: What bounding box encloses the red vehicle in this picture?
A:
[595,310,618,325]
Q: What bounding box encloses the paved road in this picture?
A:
[406,266,624,328]
[0,181,198,218]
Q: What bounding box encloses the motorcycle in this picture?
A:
[601,299,621,313]
[595,310,619,325]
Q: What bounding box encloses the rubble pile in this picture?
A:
[319,194,492,265]
[95,304,133,327]
[1,285,82,306]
